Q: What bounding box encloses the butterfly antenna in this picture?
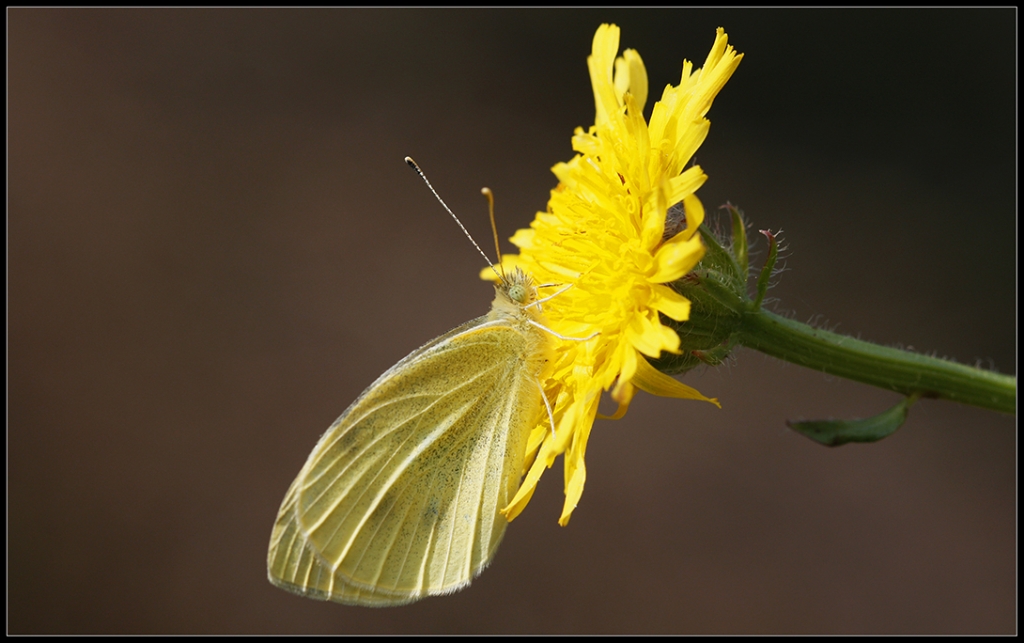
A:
[480,187,506,280]
[405,157,500,279]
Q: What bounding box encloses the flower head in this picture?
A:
[485,25,742,525]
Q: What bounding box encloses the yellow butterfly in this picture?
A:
[267,160,559,606]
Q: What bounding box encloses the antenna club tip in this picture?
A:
[481,187,492,196]
[404,156,418,168]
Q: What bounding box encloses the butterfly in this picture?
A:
[267,160,565,606]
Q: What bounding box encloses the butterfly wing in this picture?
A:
[267,316,541,605]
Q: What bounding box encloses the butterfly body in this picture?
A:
[268,268,549,606]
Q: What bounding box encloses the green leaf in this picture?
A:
[787,394,919,447]
[726,203,748,278]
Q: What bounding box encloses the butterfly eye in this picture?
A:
[508,284,529,304]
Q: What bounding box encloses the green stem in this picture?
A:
[738,308,1017,415]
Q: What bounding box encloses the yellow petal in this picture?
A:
[509,227,536,249]
[609,377,636,408]
[597,382,633,420]
[623,49,648,114]
[632,355,721,407]
[639,169,667,250]
[614,341,639,385]
[521,423,549,472]
[693,29,743,121]
[589,24,621,127]
[672,120,711,174]
[558,398,597,526]
[613,56,630,105]
[651,283,691,321]
[662,169,707,223]
[626,313,664,358]
[503,440,553,521]
[650,231,705,283]
[681,193,705,236]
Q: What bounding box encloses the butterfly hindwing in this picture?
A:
[268,315,541,605]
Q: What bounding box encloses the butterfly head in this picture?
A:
[500,267,537,306]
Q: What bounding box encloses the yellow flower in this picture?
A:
[484,24,742,525]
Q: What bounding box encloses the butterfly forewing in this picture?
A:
[268,314,543,605]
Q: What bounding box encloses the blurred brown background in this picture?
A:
[8,8,1015,634]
